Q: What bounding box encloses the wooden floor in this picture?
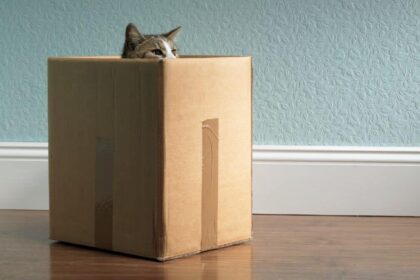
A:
[1,211,420,280]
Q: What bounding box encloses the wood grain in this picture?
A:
[0,210,419,279]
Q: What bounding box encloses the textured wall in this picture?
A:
[0,0,419,145]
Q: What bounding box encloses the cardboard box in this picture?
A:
[48,56,252,261]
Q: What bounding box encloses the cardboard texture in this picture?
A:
[48,56,252,261]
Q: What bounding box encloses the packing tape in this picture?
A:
[201,118,219,250]
[94,137,114,250]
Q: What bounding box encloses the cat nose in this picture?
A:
[165,52,176,59]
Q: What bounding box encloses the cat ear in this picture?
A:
[163,26,181,40]
[125,23,145,44]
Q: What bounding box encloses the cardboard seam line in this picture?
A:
[155,60,166,258]
[201,118,219,251]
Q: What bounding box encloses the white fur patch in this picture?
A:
[162,40,175,59]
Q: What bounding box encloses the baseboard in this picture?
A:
[253,145,420,216]
[0,142,48,210]
[1,143,420,216]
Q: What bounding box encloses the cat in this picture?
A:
[122,23,181,59]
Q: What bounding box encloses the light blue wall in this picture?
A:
[0,0,419,145]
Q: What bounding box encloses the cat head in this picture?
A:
[122,23,181,59]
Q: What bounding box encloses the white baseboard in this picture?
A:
[1,143,420,216]
[253,145,420,216]
[0,142,48,210]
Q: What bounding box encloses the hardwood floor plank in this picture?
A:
[0,211,419,279]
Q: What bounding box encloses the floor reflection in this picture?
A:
[49,241,252,280]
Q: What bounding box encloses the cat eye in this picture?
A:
[151,49,163,56]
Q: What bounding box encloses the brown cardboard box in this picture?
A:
[48,56,252,261]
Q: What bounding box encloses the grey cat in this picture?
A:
[122,23,181,59]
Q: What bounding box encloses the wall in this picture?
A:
[0,0,419,145]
